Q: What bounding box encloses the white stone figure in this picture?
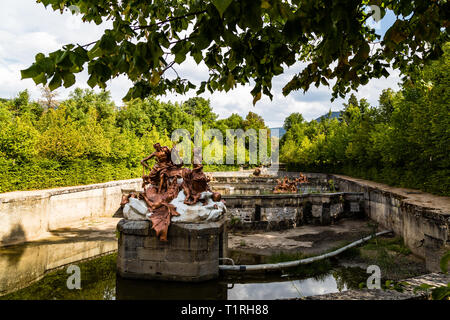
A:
[203,195,227,221]
[122,189,226,223]
[170,190,226,223]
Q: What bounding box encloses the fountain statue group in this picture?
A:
[120,143,226,242]
[273,173,308,193]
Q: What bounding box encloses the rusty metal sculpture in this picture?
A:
[121,143,219,242]
[273,173,308,194]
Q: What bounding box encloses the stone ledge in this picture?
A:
[0,178,142,204]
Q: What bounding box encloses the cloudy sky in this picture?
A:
[0,1,401,127]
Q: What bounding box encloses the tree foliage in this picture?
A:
[21,0,449,104]
[0,88,266,192]
[281,43,450,196]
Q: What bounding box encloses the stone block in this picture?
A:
[312,204,322,218]
[330,203,343,219]
[349,202,360,213]
[117,218,225,282]
[117,219,150,236]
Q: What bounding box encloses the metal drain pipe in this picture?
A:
[219,230,392,271]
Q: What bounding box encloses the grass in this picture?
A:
[342,235,426,281]
[265,234,421,282]
[362,236,412,255]
[229,216,242,227]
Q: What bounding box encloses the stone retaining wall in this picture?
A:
[0,234,117,296]
[223,192,364,230]
[0,179,141,246]
[214,172,449,272]
[333,175,449,272]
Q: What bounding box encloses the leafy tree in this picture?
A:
[22,0,449,104]
[0,116,40,163]
[38,85,59,110]
[216,113,244,131]
[281,42,450,195]
[116,97,192,137]
[7,90,44,120]
[182,97,217,126]
[66,88,116,124]
[376,88,399,123]
[243,111,267,131]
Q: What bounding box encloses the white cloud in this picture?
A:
[0,1,401,128]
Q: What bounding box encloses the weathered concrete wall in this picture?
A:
[333,175,450,272]
[0,236,117,296]
[2,171,448,272]
[214,171,449,271]
[210,171,331,195]
[0,179,141,246]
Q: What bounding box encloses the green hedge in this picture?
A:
[286,163,450,196]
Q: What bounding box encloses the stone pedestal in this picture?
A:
[117,218,227,282]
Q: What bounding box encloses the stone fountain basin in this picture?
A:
[223,192,365,231]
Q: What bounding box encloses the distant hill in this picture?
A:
[270,127,286,138]
[315,111,341,122]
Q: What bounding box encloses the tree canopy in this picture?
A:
[0,85,270,192]
[22,0,449,104]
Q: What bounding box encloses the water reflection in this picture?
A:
[116,277,227,300]
[1,250,365,300]
[227,276,346,300]
[114,274,348,300]
[0,236,116,296]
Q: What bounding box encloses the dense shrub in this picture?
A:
[0,90,255,192]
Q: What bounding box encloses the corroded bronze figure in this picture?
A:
[121,143,222,241]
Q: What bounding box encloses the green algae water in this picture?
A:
[0,252,368,300]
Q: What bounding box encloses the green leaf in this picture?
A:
[212,0,233,18]
[87,74,97,88]
[175,51,186,64]
[63,72,76,88]
[150,72,160,86]
[35,53,45,61]
[440,250,450,273]
[226,74,235,90]
[48,73,62,91]
[32,72,47,86]
[21,64,41,79]
[88,42,102,60]
[261,0,271,9]
[192,51,203,64]
[99,33,116,52]
[431,285,450,300]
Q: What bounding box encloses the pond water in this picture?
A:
[0,251,367,300]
